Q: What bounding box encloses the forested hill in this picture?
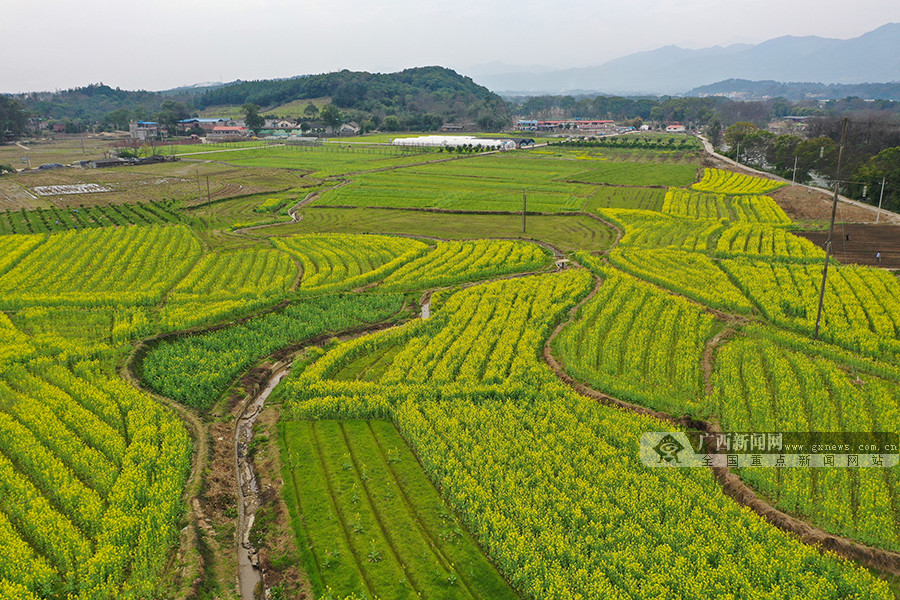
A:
[195,66,509,130]
[14,84,186,122]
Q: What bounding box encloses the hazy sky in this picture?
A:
[2,0,898,93]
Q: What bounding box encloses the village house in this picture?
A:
[339,121,361,135]
[128,120,167,140]
[208,125,251,139]
[177,118,230,133]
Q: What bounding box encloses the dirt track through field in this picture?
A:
[542,264,900,577]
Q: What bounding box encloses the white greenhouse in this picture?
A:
[391,135,517,150]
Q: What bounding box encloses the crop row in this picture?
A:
[606,248,753,313]
[379,240,551,292]
[0,233,45,276]
[585,186,667,211]
[0,360,190,598]
[662,188,791,223]
[0,200,182,236]
[279,419,517,600]
[554,259,714,414]
[715,224,825,261]
[0,225,201,309]
[712,334,900,551]
[692,168,786,195]
[565,162,699,188]
[600,208,723,252]
[720,258,900,357]
[170,247,298,302]
[278,272,891,599]
[279,270,591,407]
[253,197,288,213]
[272,233,428,293]
[142,293,404,409]
[315,167,591,212]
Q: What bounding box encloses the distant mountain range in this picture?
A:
[687,79,900,101]
[471,23,900,96]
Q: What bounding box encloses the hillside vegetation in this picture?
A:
[196,66,509,130]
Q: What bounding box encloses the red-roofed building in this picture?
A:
[527,119,616,131]
[209,126,250,139]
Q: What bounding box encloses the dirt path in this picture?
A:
[542,265,900,576]
[578,210,623,250]
[175,144,284,157]
[701,323,738,396]
[119,349,209,600]
[287,179,350,220]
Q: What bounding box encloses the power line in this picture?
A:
[814,117,849,341]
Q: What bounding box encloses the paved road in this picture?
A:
[696,135,900,224]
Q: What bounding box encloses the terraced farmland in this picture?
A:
[0,199,183,235]
[662,188,791,223]
[279,271,894,600]
[0,225,201,309]
[378,239,551,291]
[554,260,715,413]
[692,167,786,195]
[3,134,900,600]
[272,233,428,292]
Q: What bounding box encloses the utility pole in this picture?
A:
[876,177,886,224]
[792,155,798,185]
[735,142,740,164]
[813,117,849,340]
[206,176,211,204]
[522,190,527,233]
[197,169,202,205]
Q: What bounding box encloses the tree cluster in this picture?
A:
[719,118,900,210]
[195,67,508,132]
[0,96,29,140]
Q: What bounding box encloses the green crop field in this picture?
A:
[279,419,518,600]
[584,185,667,211]
[2,135,899,600]
[260,207,617,253]
[174,143,441,177]
[0,199,183,234]
[564,161,699,187]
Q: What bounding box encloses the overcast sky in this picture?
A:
[2,0,898,93]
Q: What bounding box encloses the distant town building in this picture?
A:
[129,120,166,140]
[340,122,361,135]
[177,118,229,133]
[208,126,250,139]
[665,122,686,133]
[516,119,616,131]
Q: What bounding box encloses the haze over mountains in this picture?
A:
[471,23,900,96]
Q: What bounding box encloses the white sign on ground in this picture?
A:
[32,184,112,196]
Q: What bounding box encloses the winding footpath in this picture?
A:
[542,266,900,577]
